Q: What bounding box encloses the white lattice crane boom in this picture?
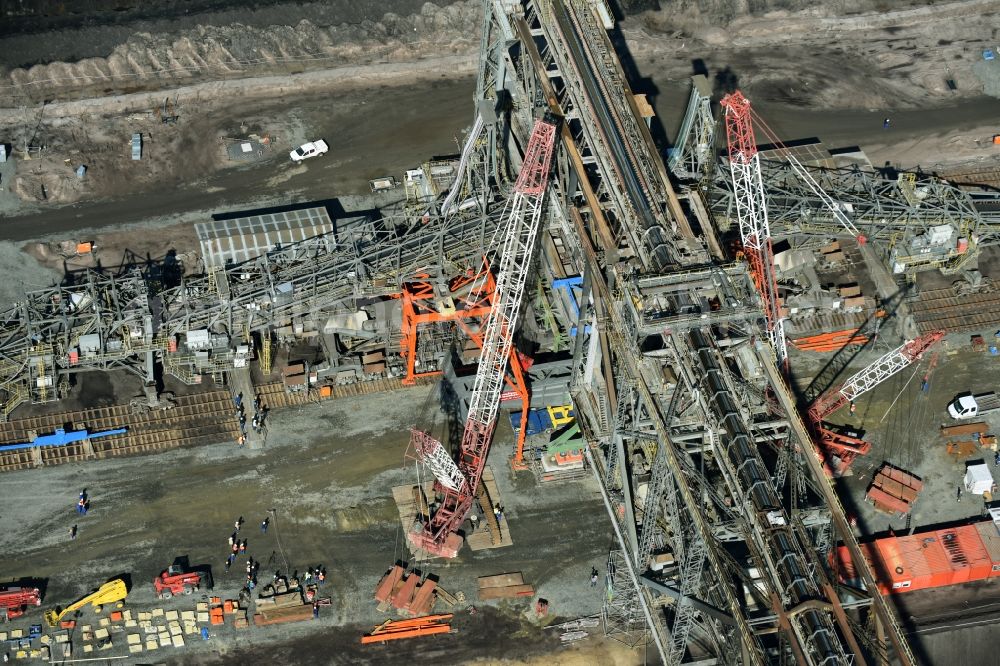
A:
[408,114,559,557]
[721,91,788,364]
[410,429,465,492]
[807,330,944,473]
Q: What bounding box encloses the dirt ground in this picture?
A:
[0,385,626,665]
[624,0,1000,111]
[786,337,999,536]
[0,67,476,211]
[1,0,999,217]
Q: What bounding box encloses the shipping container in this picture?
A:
[837,520,1000,594]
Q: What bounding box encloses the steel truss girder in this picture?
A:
[592,298,762,662]
[163,208,500,337]
[809,330,946,424]
[711,158,1000,251]
[0,203,504,415]
[690,328,848,665]
[668,75,715,180]
[498,0,913,661]
[0,271,158,407]
[603,549,652,649]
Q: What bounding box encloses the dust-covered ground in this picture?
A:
[0,74,475,228]
[0,0,478,101]
[0,385,626,664]
[624,0,1000,110]
[1,0,999,218]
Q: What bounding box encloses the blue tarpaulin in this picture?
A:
[0,427,128,452]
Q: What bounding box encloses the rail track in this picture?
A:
[911,288,1000,334]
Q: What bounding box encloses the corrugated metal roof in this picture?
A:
[946,526,987,568]
[859,521,1000,593]
[976,521,1000,563]
[919,533,952,577]
[876,539,911,581]
[195,206,334,268]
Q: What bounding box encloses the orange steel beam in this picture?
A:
[399,258,534,466]
[361,624,451,643]
[374,613,453,629]
[400,266,497,385]
[506,349,531,470]
[361,614,454,644]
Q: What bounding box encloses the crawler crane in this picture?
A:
[726,91,946,475]
[406,114,558,558]
[807,331,944,474]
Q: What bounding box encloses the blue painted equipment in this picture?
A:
[551,276,592,336]
[509,405,575,436]
[510,409,553,436]
[0,427,128,452]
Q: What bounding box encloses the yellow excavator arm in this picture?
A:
[44,579,128,627]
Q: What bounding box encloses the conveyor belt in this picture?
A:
[547,0,674,270]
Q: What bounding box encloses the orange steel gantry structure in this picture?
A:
[399,266,496,385]
[397,264,532,467]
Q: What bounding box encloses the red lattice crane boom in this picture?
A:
[721,91,787,364]
[407,115,559,558]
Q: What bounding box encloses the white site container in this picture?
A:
[965,463,995,495]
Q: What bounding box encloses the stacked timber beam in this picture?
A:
[256,376,433,411]
[477,572,534,600]
[940,165,1000,189]
[0,390,240,472]
[866,464,923,514]
[253,588,315,626]
[0,376,433,473]
[911,288,1000,333]
[373,565,439,617]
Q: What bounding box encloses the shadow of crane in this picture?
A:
[794,281,914,406]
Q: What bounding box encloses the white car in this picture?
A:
[289,139,329,162]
